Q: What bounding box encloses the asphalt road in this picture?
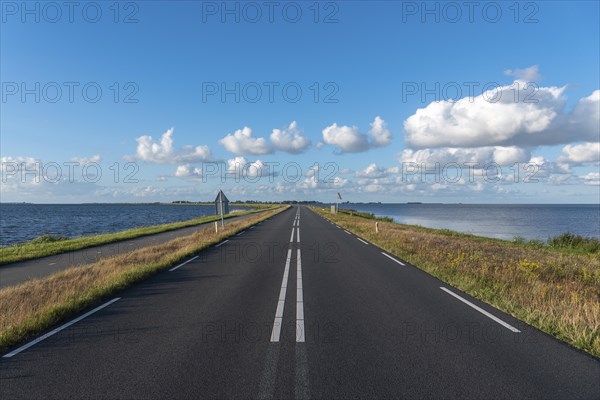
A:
[1,206,598,399]
[0,212,254,289]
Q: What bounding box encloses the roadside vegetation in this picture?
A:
[313,207,600,358]
[337,208,394,222]
[0,205,288,353]
[0,206,278,265]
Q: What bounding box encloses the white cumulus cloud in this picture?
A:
[581,172,600,185]
[175,164,202,178]
[356,163,388,178]
[225,157,274,179]
[219,127,272,155]
[322,116,393,153]
[270,121,311,154]
[558,142,600,165]
[400,146,530,167]
[134,128,212,164]
[404,83,598,149]
[368,116,393,147]
[322,123,368,153]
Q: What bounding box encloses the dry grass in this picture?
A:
[0,206,288,352]
[313,207,600,358]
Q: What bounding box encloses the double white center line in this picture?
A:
[296,248,305,342]
[270,209,304,343]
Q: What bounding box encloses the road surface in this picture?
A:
[1,206,598,399]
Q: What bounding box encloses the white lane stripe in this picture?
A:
[275,299,286,318]
[296,301,304,321]
[271,249,293,342]
[48,262,56,266]
[237,231,245,236]
[290,227,295,243]
[440,287,521,333]
[215,240,229,247]
[169,255,199,271]
[381,252,406,266]
[356,238,369,245]
[344,230,352,235]
[296,248,305,343]
[296,227,300,243]
[249,226,255,229]
[3,298,121,358]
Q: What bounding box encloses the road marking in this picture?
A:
[356,238,369,245]
[344,230,352,235]
[290,227,295,243]
[215,240,229,247]
[296,227,300,243]
[48,262,56,266]
[440,287,521,332]
[250,226,255,229]
[169,255,199,271]
[296,248,305,343]
[237,231,245,236]
[381,252,406,266]
[271,249,292,342]
[3,298,121,358]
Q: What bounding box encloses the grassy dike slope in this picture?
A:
[0,207,276,266]
[0,206,288,353]
[312,207,600,358]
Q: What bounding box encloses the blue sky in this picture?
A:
[1,1,599,203]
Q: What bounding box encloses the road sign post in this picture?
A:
[220,196,224,228]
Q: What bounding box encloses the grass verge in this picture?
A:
[0,206,278,266]
[0,205,288,353]
[312,207,600,358]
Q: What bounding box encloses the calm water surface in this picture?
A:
[0,204,245,246]
[338,203,600,241]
